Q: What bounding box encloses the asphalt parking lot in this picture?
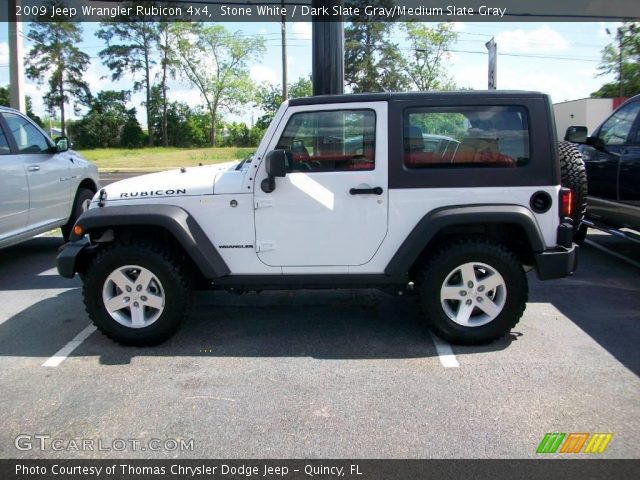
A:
[0,222,638,459]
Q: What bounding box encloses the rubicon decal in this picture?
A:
[120,189,186,198]
[218,245,253,249]
[536,432,613,454]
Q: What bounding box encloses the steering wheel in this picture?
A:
[291,139,310,162]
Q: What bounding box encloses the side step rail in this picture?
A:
[582,218,640,245]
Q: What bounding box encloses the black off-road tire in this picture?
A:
[417,239,528,345]
[83,242,192,346]
[62,188,94,241]
[558,141,588,244]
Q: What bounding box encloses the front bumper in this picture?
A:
[56,237,90,278]
[534,243,579,280]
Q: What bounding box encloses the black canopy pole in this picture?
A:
[312,0,344,95]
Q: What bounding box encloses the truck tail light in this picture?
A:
[560,188,573,218]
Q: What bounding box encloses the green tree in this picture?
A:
[120,110,146,148]
[172,23,265,146]
[156,22,179,147]
[403,23,458,91]
[67,90,134,148]
[148,96,212,148]
[97,10,159,145]
[345,19,409,93]
[25,2,90,135]
[255,76,312,130]
[592,22,640,98]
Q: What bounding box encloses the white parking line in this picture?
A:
[585,239,640,269]
[430,333,460,368]
[42,325,97,367]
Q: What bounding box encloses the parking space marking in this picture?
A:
[430,333,460,368]
[42,324,97,367]
[36,267,59,276]
[585,239,640,269]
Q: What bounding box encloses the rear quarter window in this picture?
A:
[403,106,530,169]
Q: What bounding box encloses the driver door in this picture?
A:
[253,102,388,268]
[0,121,28,240]
[1,111,71,230]
[583,101,640,200]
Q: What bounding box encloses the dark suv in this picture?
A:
[566,94,640,238]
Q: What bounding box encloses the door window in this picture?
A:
[276,109,376,172]
[0,124,10,154]
[598,101,640,146]
[2,112,51,153]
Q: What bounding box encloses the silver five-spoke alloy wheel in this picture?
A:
[440,262,507,327]
[102,265,165,328]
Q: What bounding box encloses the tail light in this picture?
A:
[560,188,573,218]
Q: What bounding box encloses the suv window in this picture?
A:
[276,109,376,172]
[0,124,10,154]
[598,101,640,146]
[2,112,51,153]
[403,106,530,168]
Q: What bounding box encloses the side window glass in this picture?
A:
[276,109,376,172]
[2,112,51,153]
[0,124,10,154]
[403,106,530,169]
[598,101,640,146]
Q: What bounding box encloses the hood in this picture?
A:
[96,161,238,204]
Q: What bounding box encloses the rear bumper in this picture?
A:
[56,237,90,278]
[534,243,579,280]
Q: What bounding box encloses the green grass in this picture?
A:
[78,147,255,172]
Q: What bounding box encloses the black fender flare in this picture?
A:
[70,204,230,279]
[384,204,546,276]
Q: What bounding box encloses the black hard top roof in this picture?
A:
[288,90,548,106]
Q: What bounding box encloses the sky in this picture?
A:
[0,21,621,129]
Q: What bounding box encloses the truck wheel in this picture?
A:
[558,141,588,243]
[62,188,94,241]
[83,242,191,346]
[417,239,528,345]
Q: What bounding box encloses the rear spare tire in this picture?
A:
[558,141,588,244]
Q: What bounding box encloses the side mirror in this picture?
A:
[261,149,287,193]
[54,136,69,152]
[564,126,588,144]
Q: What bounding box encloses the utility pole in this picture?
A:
[281,3,288,101]
[485,37,497,90]
[8,0,26,113]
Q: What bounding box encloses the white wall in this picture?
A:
[553,98,613,140]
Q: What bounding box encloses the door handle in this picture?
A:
[350,186,383,195]
[27,165,40,172]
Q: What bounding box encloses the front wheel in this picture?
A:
[83,242,192,346]
[417,239,528,345]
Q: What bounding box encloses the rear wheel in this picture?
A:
[417,239,528,345]
[83,242,192,346]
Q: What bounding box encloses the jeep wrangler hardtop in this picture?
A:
[57,91,580,346]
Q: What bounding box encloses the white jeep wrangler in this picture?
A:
[57,92,581,346]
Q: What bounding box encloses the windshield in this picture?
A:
[235,153,254,170]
